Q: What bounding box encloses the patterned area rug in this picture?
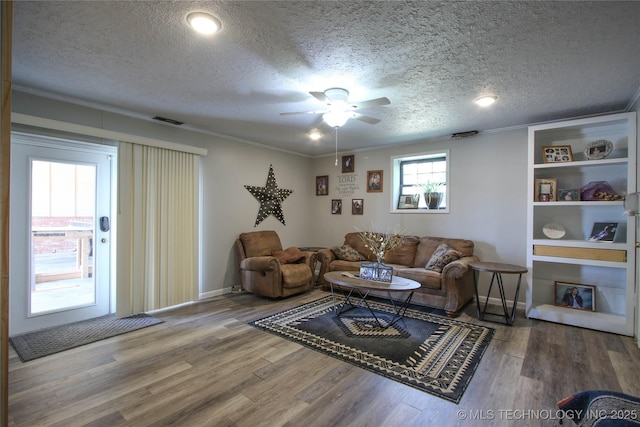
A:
[10,313,163,362]
[250,295,494,403]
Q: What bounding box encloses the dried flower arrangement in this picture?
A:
[358,224,406,264]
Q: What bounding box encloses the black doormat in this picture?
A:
[9,313,164,362]
[249,296,494,403]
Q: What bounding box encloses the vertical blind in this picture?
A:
[116,142,200,315]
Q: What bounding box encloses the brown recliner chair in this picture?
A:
[236,230,315,298]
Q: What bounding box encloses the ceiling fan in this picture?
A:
[280,88,390,128]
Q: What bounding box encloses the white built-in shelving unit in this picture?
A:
[526,112,637,336]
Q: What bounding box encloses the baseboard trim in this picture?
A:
[199,287,234,300]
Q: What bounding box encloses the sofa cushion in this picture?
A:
[281,263,313,288]
[332,245,366,261]
[273,247,305,264]
[425,243,463,272]
[343,232,377,261]
[414,237,474,268]
[394,267,442,290]
[329,259,364,271]
[384,236,420,265]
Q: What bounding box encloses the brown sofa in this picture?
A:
[317,232,479,317]
[236,230,316,298]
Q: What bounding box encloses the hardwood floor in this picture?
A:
[8,289,640,427]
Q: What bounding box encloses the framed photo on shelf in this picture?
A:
[342,155,355,173]
[331,199,342,215]
[542,145,574,163]
[584,139,613,160]
[558,189,579,201]
[352,199,364,215]
[554,281,596,312]
[367,170,383,192]
[588,222,619,242]
[316,175,328,196]
[397,194,419,209]
[534,178,557,202]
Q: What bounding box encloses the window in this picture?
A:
[391,150,449,212]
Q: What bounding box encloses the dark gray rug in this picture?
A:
[10,313,163,362]
[250,295,494,403]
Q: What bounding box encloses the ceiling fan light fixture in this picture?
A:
[323,111,351,128]
[324,88,350,103]
[187,12,222,35]
[474,95,498,107]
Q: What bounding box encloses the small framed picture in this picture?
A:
[558,189,579,201]
[534,178,557,202]
[367,170,383,193]
[352,199,364,215]
[397,194,419,209]
[542,145,574,163]
[331,199,342,214]
[342,155,355,173]
[584,140,613,160]
[588,222,618,242]
[316,175,328,196]
[554,281,596,311]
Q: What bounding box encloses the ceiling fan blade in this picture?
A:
[352,113,381,124]
[280,110,326,116]
[310,91,329,103]
[352,97,391,110]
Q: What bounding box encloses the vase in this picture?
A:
[425,192,442,209]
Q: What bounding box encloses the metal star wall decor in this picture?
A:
[245,165,293,227]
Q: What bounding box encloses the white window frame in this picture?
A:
[390,149,450,214]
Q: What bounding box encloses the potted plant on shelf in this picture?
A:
[416,181,445,209]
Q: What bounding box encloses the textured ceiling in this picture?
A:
[11,1,640,156]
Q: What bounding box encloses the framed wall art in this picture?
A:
[316,175,328,196]
[342,155,355,173]
[352,199,363,215]
[367,170,383,193]
[331,199,342,214]
[542,145,574,163]
[554,281,596,311]
[534,178,557,202]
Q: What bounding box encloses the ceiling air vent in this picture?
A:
[451,130,479,139]
[152,116,184,126]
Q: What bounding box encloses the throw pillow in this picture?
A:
[425,243,462,272]
[273,247,305,264]
[332,245,366,262]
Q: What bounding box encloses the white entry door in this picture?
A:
[9,133,115,335]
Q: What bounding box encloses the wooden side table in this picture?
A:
[469,261,527,326]
[299,247,325,287]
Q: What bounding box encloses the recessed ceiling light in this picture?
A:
[308,130,322,140]
[474,96,498,107]
[187,12,222,35]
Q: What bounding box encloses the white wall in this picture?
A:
[201,134,315,295]
[12,91,533,302]
[309,130,529,265]
[12,92,315,298]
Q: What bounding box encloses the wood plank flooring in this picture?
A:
[8,289,640,427]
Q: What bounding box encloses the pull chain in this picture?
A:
[334,127,338,166]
